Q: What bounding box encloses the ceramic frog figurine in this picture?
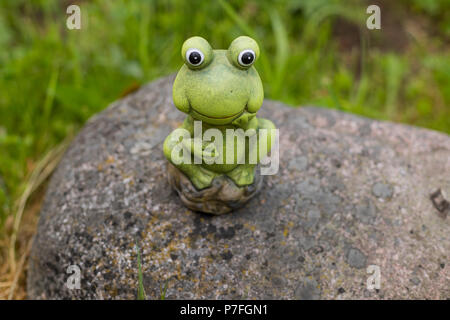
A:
[163,36,275,191]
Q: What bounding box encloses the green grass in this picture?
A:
[135,240,169,300]
[0,0,449,227]
[160,280,169,300]
[136,242,147,300]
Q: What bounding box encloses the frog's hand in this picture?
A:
[255,118,276,162]
[165,134,217,189]
[181,138,215,160]
[232,111,256,130]
[244,117,276,164]
[181,138,200,159]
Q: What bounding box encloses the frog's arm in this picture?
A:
[232,112,258,132]
[252,117,276,163]
[181,137,216,160]
[163,116,215,161]
[163,116,218,189]
[163,116,193,161]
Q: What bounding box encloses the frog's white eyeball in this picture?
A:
[238,49,255,67]
[186,48,204,66]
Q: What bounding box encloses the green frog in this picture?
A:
[163,36,275,190]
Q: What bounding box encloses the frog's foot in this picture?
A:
[187,165,218,190]
[226,164,256,187]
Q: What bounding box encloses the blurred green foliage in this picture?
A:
[0,0,449,225]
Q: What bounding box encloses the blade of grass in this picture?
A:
[8,236,33,299]
[160,279,169,300]
[353,28,368,105]
[39,63,60,153]
[0,282,12,288]
[217,0,255,38]
[385,54,406,118]
[8,137,70,273]
[268,9,289,98]
[136,242,147,300]
[139,1,151,79]
[301,3,364,43]
[43,62,60,125]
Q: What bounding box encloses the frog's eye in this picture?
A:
[238,49,255,67]
[181,36,213,70]
[227,36,260,70]
[186,48,204,67]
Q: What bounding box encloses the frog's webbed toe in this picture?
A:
[226,164,256,187]
[182,165,217,190]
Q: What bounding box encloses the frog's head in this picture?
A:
[172,36,263,125]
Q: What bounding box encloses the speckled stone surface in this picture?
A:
[28,75,450,299]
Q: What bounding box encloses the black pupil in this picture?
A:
[189,51,202,65]
[241,52,254,65]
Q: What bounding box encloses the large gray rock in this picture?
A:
[28,75,450,299]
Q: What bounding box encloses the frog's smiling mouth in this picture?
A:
[190,107,244,120]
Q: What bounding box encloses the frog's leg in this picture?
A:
[163,118,219,190]
[225,117,257,186]
[226,117,276,187]
[226,163,256,186]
